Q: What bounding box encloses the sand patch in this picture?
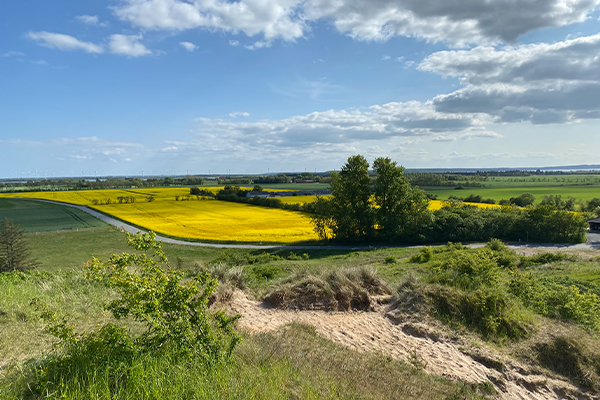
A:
[230,292,595,400]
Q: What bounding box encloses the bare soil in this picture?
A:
[229,292,598,400]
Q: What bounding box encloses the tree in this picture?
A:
[372,157,432,242]
[0,218,39,272]
[510,193,536,207]
[329,155,374,241]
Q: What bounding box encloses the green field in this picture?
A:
[423,184,600,202]
[0,199,105,233]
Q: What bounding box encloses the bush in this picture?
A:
[431,248,501,291]
[409,247,433,263]
[29,232,242,394]
[426,285,531,340]
[510,272,600,332]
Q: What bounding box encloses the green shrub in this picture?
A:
[510,272,600,332]
[409,247,433,263]
[426,285,530,340]
[431,248,501,291]
[25,231,242,398]
[519,251,571,268]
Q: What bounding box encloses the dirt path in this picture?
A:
[230,292,596,400]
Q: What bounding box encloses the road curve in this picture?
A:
[26,198,600,251]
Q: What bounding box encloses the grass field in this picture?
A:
[424,185,600,202]
[0,199,104,232]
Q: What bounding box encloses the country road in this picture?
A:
[32,199,600,251]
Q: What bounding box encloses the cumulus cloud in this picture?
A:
[419,34,600,85]
[305,0,600,46]
[179,41,198,51]
[112,0,600,46]
[417,34,600,124]
[190,100,497,160]
[229,39,240,46]
[108,34,152,57]
[28,31,104,54]
[114,0,306,41]
[75,15,109,27]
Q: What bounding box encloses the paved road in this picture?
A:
[30,199,600,251]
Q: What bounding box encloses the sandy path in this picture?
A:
[230,293,596,400]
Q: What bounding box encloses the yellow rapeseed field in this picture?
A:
[0,188,318,243]
[276,197,502,211]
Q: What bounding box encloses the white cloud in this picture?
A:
[3,51,25,57]
[305,0,600,46]
[114,0,306,41]
[229,39,240,46]
[229,111,250,117]
[28,31,104,54]
[108,34,152,57]
[244,40,272,50]
[190,100,497,158]
[112,0,600,47]
[419,34,600,124]
[381,54,391,60]
[179,41,198,51]
[75,15,109,27]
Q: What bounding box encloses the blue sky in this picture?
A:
[2,0,600,178]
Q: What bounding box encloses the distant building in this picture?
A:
[246,191,271,198]
[588,217,600,231]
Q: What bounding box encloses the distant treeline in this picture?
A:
[0,177,204,192]
[214,186,322,213]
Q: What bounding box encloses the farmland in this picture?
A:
[0,188,319,244]
[0,188,506,244]
[0,198,104,232]
[420,174,600,202]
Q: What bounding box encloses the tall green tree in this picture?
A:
[373,157,432,242]
[0,218,38,272]
[329,155,374,241]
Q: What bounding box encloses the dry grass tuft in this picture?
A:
[264,266,391,311]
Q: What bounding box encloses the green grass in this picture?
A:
[424,184,600,202]
[0,199,105,232]
[1,321,489,400]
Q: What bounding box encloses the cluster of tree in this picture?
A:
[189,187,215,197]
[406,173,485,187]
[430,204,586,244]
[0,219,38,272]
[310,156,588,244]
[448,194,496,204]
[498,193,537,207]
[214,186,321,213]
[0,176,204,193]
[311,156,432,242]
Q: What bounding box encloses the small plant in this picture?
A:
[410,247,433,263]
[35,231,241,361]
[385,255,396,264]
[407,350,428,370]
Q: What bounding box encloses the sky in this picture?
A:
[2,0,600,178]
